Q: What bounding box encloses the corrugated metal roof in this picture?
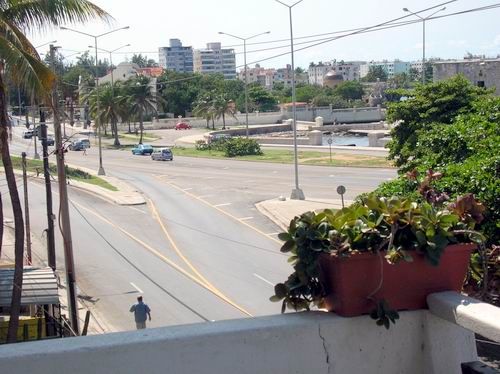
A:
[0,267,59,307]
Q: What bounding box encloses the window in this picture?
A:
[477,81,485,88]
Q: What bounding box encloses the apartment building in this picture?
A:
[308,61,362,85]
[360,60,411,79]
[158,39,193,73]
[193,42,236,79]
[275,64,308,87]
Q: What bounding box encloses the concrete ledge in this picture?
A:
[0,311,477,374]
[427,291,500,343]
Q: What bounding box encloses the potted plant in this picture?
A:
[271,171,486,328]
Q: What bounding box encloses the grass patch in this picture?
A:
[171,147,393,168]
[9,155,118,191]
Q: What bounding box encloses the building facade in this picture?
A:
[193,42,236,79]
[308,61,361,85]
[360,60,411,79]
[433,58,500,94]
[158,39,193,73]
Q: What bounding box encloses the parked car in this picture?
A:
[175,122,192,130]
[68,140,86,151]
[151,148,173,161]
[46,135,55,146]
[77,138,90,149]
[23,130,34,139]
[208,133,232,143]
[132,144,154,155]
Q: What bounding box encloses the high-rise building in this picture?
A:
[193,42,236,79]
[158,39,193,73]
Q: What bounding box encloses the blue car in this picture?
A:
[132,144,154,155]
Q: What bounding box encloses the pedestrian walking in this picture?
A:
[129,296,151,329]
[82,147,87,156]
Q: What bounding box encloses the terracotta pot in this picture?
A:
[318,243,475,317]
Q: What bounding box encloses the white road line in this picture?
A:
[266,232,280,236]
[239,217,254,221]
[128,206,147,215]
[214,203,232,207]
[130,282,143,294]
[182,188,193,191]
[253,273,274,287]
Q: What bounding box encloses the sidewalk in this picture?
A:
[256,197,353,231]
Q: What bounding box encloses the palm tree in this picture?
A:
[213,94,236,130]
[193,93,214,129]
[0,0,109,343]
[126,76,157,144]
[84,83,124,146]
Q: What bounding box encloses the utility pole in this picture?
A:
[40,109,56,269]
[32,105,40,159]
[21,152,32,265]
[50,44,79,335]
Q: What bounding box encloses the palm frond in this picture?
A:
[2,0,112,31]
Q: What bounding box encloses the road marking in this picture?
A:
[329,175,335,178]
[155,178,282,245]
[148,199,252,317]
[214,203,232,207]
[130,282,143,294]
[266,232,280,236]
[239,217,254,221]
[182,188,193,191]
[71,200,252,317]
[128,206,147,215]
[253,273,274,287]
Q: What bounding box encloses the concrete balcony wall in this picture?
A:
[286,107,386,124]
[0,311,476,374]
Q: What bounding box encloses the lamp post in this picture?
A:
[60,26,130,176]
[274,0,305,200]
[218,31,270,138]
[91,44,130,96]
[403,6,446,84]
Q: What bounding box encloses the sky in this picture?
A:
[30,0,500,70]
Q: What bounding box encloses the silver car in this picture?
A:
[151,148,173,161]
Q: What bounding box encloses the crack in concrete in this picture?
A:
[318,323,332,374]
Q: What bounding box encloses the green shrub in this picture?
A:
[195,140,209,151]
[223,138,262,157]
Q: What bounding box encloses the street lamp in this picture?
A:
[218,31,270,138]
[403,6,446,84]
[60,26,130,176]
[274,0,305,200]
[90,44,131,94]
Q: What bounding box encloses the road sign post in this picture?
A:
[327,137,333,163]
[337,185,346,209]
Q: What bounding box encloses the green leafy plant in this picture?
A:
[223,138,262,157]
[271,176,485,326]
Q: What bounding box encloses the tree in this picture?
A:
[387,75,489,170]
[246,84,278,112]
[84,83,124,146]
[295,84,324,103]
[213,94,235,130]
[333,81,364,100]
[388,72,412,89]
[131,53,157,68]
[193,93,215,129]
[0,0,108,343]
[126,76,157,144]
[363,65,388,82]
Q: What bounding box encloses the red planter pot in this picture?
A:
[318,243,475,317]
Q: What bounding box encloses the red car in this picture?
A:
[175,122,192,130]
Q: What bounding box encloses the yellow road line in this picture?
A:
[71,200,252,317]
[148,199,252,316]
[154,176,282,245]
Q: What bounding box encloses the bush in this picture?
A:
[195,140,209,151]
[223,138,262,157]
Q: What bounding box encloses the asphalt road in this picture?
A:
[4,125,396,333]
